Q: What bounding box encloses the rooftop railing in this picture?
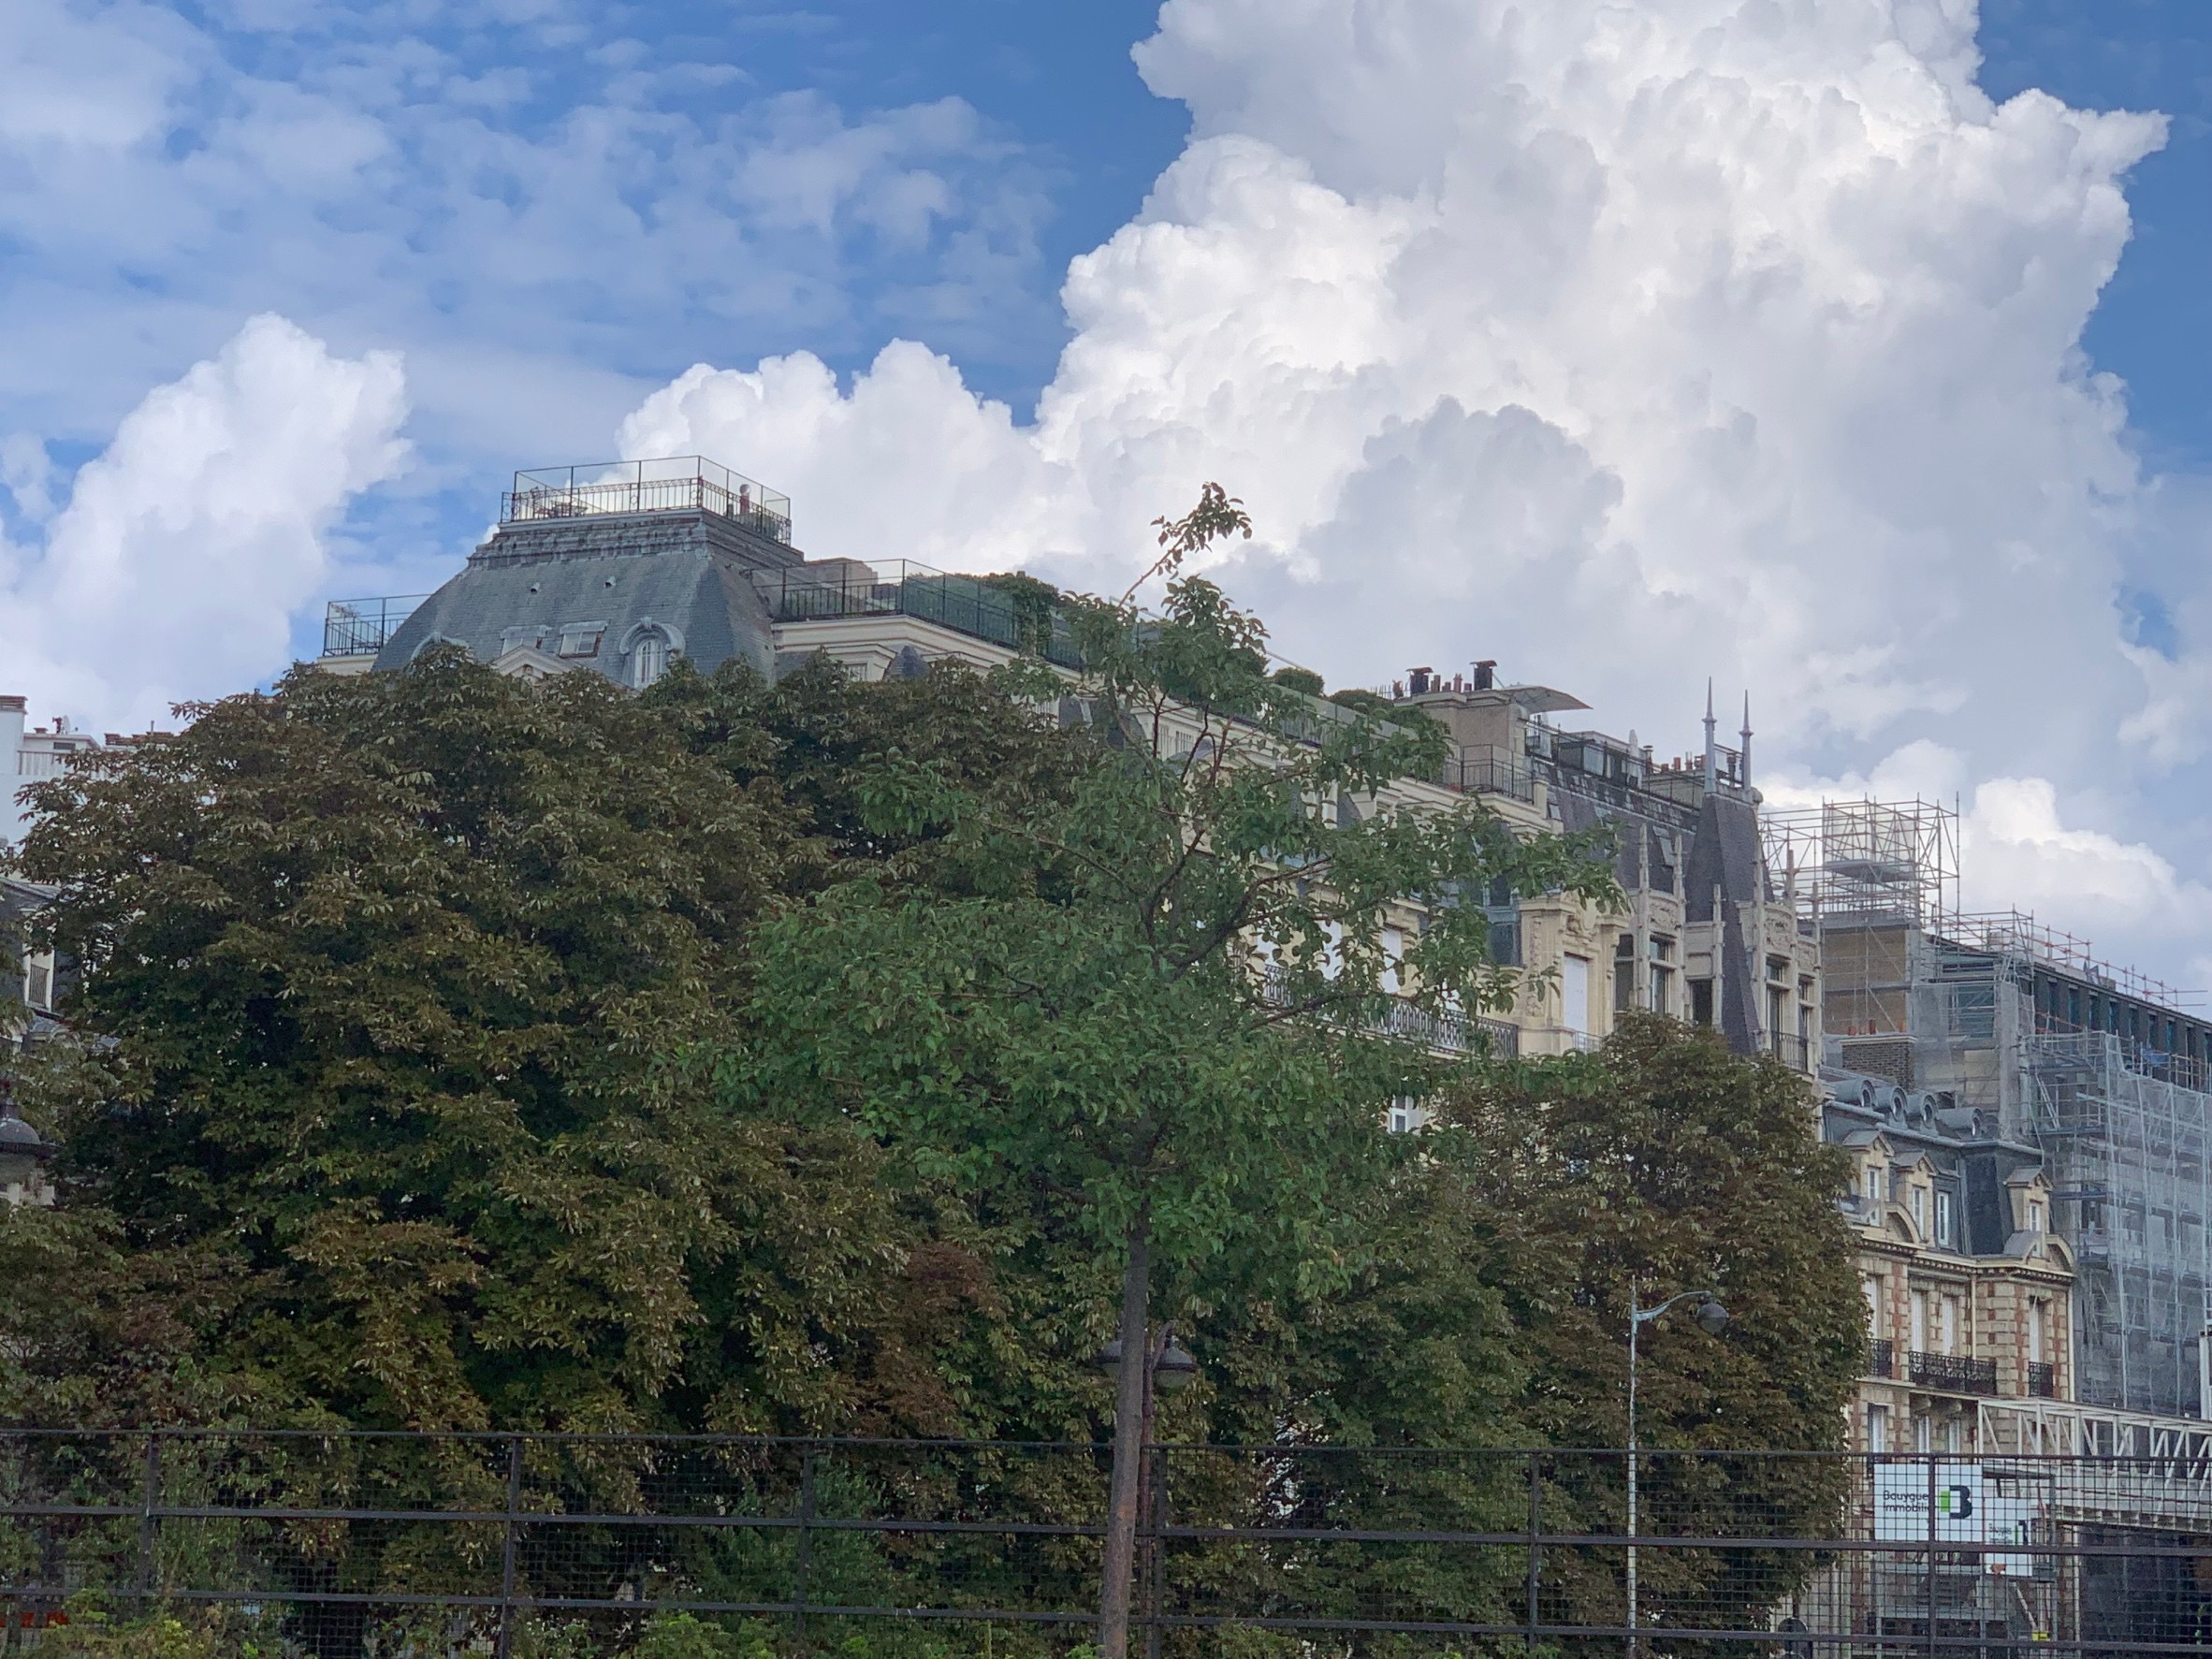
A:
[322,594,428,658]
[755,559,1084,668]
[502,457,792,544]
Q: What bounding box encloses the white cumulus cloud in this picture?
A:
[1,313,409,733]
[623,0,2212,983]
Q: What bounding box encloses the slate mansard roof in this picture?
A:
[376,501,801,685]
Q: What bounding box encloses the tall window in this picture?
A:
[1935,1189,1954,1248]
[1866,1404,1890,1454]
[1564,955,1592,1038]
[632,631,669,689]
[1910,1290,1928,1352]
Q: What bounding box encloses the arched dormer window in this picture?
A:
[619,618,683,690]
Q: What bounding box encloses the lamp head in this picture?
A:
[1693,1298,1731,1337]
[1155,1338,1199,1391]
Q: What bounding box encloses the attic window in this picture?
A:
[632,630,670,689]
[558,625,604,659]
[2028,1199,2045,1234]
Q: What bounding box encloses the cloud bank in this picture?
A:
[1,314,408,733]
[622,0,2212,985]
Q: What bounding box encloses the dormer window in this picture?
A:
[2028,1199,2045,1234]
[558,624,604,659]
[1862,1166,1882,1207]
[1935,1189,1955,1248]
[632,630,669,689]
[1910,1186,1926,1237]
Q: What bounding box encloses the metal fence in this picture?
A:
[5,1433,2212,1656]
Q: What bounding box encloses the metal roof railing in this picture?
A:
[322,595,429,658]
[502,457,792,544]
[755,559,1084,668]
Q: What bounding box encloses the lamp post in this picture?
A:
[1093,1324,1197,1659]
[1625,1287,1729,1657]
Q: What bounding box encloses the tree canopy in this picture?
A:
[3,558,1858,1477]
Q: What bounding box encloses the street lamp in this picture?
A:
[1625,1288,1730,1656]
[1092,1327,1198,1659]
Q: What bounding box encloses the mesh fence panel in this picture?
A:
[5,1434,2212,1656]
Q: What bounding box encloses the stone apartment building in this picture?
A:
[318,455,1825,1077]
[1824,1070,2074,1457]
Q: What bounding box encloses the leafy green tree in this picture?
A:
[740,495,1613,1652]
[5,654,983,1434]
[1435,1013,1864,1627]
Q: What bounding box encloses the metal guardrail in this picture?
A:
[754,560,1084,669]
[321,595,429,659]
[2030,1362,2057,1400]
[1869,1339,1896,1379]
[4,1434,2211,1656]
[503,458,792,544]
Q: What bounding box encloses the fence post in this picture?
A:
[1526,1451,1542,1655]
[794,1446,818,1641]
[138,1433,161,1602]
[495,1434,523,1659]
[1143,1444,1167,1659]
[1925,1452,1939,1659]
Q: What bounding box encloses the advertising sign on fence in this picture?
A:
[1870,1461,2044,1576]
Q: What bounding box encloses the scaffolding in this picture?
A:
[2026,1031,2212,1419]
[1801,798,2212,1419]
[1768,799,1959,1051]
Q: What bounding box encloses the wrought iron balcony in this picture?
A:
[1866,1338,1894,1378]
[503,457,792,544]
[1907,1350,1998,1396]
[2028,1361,2056,1399]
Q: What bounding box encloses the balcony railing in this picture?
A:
[1370,997,1520,1059]
[2028,1361,2057,1399]
[1768,1031,1812,1072]
[322,594,429,658]
[1908,1350,1998,1396]
[503,458,792,544]
[1867,1339,1894,1379]
[755,560,1084,668]
[1439,747,1536,802]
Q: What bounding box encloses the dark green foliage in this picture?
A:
[5,652,1034,1433]
[4,582,1862,1514]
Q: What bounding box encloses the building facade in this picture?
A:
[1783,798,2212,1420]
[1824,1069,2075,1458]
[2,696,104,849]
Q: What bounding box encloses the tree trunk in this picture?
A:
[1098,1209,1151,1659]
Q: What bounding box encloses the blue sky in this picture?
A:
[9,0,2212,985]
